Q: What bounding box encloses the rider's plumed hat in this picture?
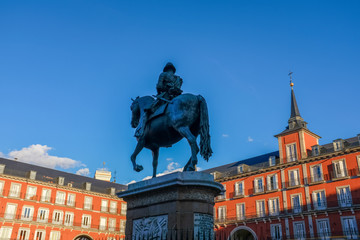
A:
[163,62,176,73]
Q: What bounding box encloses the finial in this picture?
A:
[288,71,294,89]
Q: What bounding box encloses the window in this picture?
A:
[312,145,320,156]
[17,228,30,240]
[21,206,34,221]
[333,139,343,151]
[310,164,323,183]
[293,221,306,240]
[120,219,126,234]
[101,199,109,212]
[34,230,46,240]
[52,210,63,224]
[64,212,74,226]
[110,201,117,214]
[55,191,66,205]
[238,165,243,173]
[289,169,300,187]
[218,184,226,199]
[268,198,280,216]
[316,219,330,239]
[269,156,276,166]
[254,177,264,193]
[29,171,36,180]
[82,214,91,228]
[333,159,347,178]
[49,231,61,240]
[234,181,244,196]
[0,227,13,240]
[85,182,91,191]
[312,190,326,210]
[84,196,92,210]
[286,143,297,162]
[9,182,21,198]
[121,203,127,215]
[218,206,226,220]
[37,208,49,222]
[0,181,5,195]
[100,217,107,230]
[236,203,245,220]
[4,203,17,219]
[270,224,282,240]
[67,193,76,206]
[41,188,51,202]
[25,186,37,200]
[337,186,352,207]
[109,218,116,231]
[267,174,278,191]
[341,216,358,239]
[256,200,266,217]
[291,194,302,213]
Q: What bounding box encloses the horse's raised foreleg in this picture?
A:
[151,148,159,178]
[130,138,145,172]
[176,126,199,171]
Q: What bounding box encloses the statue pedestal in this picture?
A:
[117,171,223,240]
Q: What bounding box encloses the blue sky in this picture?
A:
[0,1,359,184]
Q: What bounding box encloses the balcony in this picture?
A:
[215,195,226,202]
[330,169,349,181]
[253,187,265,195]
[308,174,329,185]
[285,180,302,189]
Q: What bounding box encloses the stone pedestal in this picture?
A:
[117,171,223,240]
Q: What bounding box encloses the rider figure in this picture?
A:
[134,62,183,138]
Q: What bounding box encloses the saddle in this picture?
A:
[147,103,168,122]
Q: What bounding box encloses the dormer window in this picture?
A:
[0,164,5,174]
[237,165,244,174]
[269,156,276,166]
[84,182,91,191]
[286,143,297,162]
[333,139,343,151]
[57,177,65,186]
[357,134,360,144]
[28,171,37,180]
[312,145,320,156]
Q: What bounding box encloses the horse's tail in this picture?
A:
[198,95,213,161]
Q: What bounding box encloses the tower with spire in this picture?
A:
[275,73,321,163]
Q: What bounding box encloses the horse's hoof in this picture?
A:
[134,165,143,172]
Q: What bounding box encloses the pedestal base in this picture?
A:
[117,171,223,239]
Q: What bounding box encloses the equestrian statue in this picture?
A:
[130,62,212,177]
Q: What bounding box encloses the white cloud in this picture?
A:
[222,134,229,138]
[166,157,173,161]
[126,180,136,185]
[76,168,90,176]
[248,136,254,142]
[7,144,82,169]
[0,152,5,158]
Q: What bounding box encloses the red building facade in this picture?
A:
[0,158,127,240]
[206,85,360,239]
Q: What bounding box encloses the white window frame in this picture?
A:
[337,185,352,207]
[67,193,76,207]
[270,223,282,240]
[234,181,244,196]
[312,190,327,210]
[0,181,5,196]
[52,210,63,225]
[288,169,300,187]
[21,205,34,221]
[312,145,320,156]
[254,177,264,193]
[267,174,278,191]
[218,206,226,221]
[269,156,276,166]
[37,208,49,223]
[286,143,298,162]
[84,196,93,210]
[333,159,347,178]
[4,203,17,219]
[341,216,358,239]
[64,211,74,226]
[82,214,92,228]
[101,199,109,212]
[121,202,127,215]
[34,229,46,240]
[293,221,306,240]
[99,217,107,230]
[236,203,245,220]
[110,201,117,214]
[316,218,331,239]
[291,193,302,213]
[256,199,266,217]
[55,191,66,205]
[41,188,52,203]
[268,197,280,216]
[49,231,61,240]
[120,219,126,234]
[109,218,116,231]
[333,140,343,151]
[17,228,30,240]
[310,164,323,183]
[9,182,21,198]
[0,226,13,240]
[25,186,37,200]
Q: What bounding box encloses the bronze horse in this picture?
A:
[130,93,212,177]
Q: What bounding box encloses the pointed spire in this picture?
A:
[290,83,301,118]
[287,72,307,130]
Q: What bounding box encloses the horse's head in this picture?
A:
[130,96,140,128]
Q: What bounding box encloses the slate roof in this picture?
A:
[0,157,127,194]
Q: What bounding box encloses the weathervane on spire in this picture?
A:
[289,71,294,89]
